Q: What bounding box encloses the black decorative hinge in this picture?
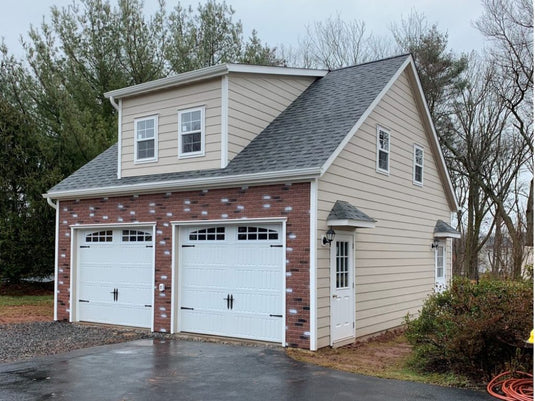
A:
[79,299,89,303]
[269,314,283,318]
[181,307,194,310]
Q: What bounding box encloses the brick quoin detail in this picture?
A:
[56,182,311,348]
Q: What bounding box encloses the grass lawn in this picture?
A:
[0,282,54,324]
[286,330,474,389]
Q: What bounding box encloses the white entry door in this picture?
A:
[330,234,355,344]
[77,228,154,328]
[179,224,284,343]
[435,242,446,291]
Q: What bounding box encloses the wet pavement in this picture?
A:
[0,339,494,401]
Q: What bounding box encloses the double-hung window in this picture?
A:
[179,107,205,158]
[413,145,424,185]
[376,126,390,174]
[134,115,158,163]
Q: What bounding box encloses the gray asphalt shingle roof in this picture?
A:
[434,220,459,235]
[49,54,410,194]
[327,200,376,223]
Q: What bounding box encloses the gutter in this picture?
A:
[43,167,322,200]
[46,197,57,210]
[109,96,122,179]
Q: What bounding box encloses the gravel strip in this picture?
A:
[0,321,153,363]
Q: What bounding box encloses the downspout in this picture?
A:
[109,96,122,179]
[46,196,59,321]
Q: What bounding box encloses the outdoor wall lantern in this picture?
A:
[322,227,336,246]
[431,238,440,249]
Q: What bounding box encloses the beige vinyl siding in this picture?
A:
[121,78,222,177]
[316,69,454,348]
[227,74,315,160]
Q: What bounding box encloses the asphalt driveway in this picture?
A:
[0,339,494,401]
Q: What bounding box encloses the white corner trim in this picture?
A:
[320,57,412,175]
[117,99,122,179]
[406,59,459,211]
[309,179,318,351]
[53,200,59,321]
[327,219,376,228]
[221,76,229,168]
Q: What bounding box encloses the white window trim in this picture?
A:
[134,115,158,164]
[376,125,390,175]
[178,106,205,159]
[413,144,424,186]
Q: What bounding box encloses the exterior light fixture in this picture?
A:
[431,239,439,249]
[322,227,336,246]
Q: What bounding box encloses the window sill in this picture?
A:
[134,158,158,165]
[375,168,390,176]
[178,152,205,159]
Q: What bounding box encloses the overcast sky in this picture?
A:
[1,0,488,58]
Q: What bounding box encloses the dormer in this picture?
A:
[105,64,327,179]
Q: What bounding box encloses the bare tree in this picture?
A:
[445,58,530,278]
[475,0,534,251]
[281,14,394,69]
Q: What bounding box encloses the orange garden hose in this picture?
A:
[487,371,533,401]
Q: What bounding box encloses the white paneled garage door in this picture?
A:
[179,224,284,343]
[77,228,154,328]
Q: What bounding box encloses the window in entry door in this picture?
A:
[336,241,349,289]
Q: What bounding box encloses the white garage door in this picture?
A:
[179,224,284,343]
[77,228,154,328]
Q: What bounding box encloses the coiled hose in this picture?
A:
[487,371,533,401]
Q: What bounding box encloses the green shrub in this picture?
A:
[405,277,533,381]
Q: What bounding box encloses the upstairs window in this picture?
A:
[134,115,158,163]
[376,126,390,174]
[179,107,205,158]
[413,145,424,186]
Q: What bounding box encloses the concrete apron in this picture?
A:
[0,339,494,401]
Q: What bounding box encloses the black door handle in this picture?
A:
[224,294,230,309]
[110,288,118,302]
[230,294,234,310]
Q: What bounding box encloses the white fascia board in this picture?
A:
[104,64,229,99]
[327,219,376,229]
[44,168,321,200]
[228,64,328,77]
[406,59,459,212]
[104,64,327,100]
[319,56,412,176]
[434,232,461,239]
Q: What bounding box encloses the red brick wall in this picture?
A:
[56,182,311,348]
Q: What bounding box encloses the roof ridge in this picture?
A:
[328,53,411,73]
